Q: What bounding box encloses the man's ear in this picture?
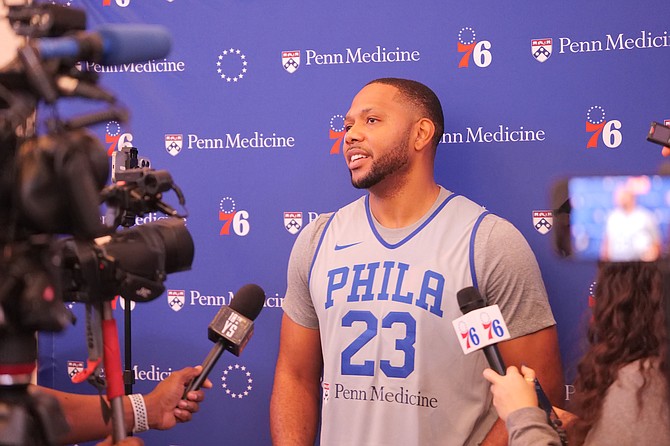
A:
[414,117,436,152]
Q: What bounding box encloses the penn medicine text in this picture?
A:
[305,46,420,65]
[559,31,670,53]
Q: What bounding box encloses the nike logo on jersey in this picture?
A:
[334,242,362,251]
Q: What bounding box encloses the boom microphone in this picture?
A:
[182,284,266,397]
[456,286,506,375]
[35,24,172,65]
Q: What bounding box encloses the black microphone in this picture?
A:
[456,286,506,375]
[182,284,265,397]
[35,24,172,65]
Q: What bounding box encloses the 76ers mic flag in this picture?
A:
[454,286,510,375]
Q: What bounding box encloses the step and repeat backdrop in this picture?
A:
[32,0,670,444]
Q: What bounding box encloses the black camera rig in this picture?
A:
[0,3,191,444]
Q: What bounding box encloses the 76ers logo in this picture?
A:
[328,114,346,155]
[457,27,492,68]
[586,105,622,149]
[219,197,250,236]
[106,121,134,156]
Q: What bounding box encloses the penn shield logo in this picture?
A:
[531,38,552,62]
[165,134,183,157]
[585,105,622,149]
[322,381,330,402]
[457,27,493,68]
[532,210,553,235]
[67,360,84,378]
[167,289,185,312]
[282,50,300,73]
[216,47,248,83]
[284,212,303,234]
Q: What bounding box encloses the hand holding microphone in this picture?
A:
[182,284,265,398]
[482,365,539,421]
[456,287,568,444]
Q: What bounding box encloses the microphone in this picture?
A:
[182,284,265,397]
[34,24,172,65]
[456,286,506,375]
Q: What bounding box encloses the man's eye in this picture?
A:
[344,125,352,132]
[367,118,377,124]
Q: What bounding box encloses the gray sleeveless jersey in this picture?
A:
[283,187,556,446]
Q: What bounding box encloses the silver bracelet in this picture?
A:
[128,393,149,433]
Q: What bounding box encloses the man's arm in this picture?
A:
[37,366,209,444]
[270,313,323,446]
[479,325,564,446]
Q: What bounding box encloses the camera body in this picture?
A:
[111,146,151,182]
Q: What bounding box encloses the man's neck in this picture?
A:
[368,180,441,229]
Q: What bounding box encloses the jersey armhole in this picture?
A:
[469,211,491,290]
[307,213,336,284]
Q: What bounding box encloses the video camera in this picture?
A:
[0,2,192,444]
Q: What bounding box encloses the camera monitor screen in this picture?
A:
[567,175,670,262]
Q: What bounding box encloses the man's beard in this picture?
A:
[350,140,410,190]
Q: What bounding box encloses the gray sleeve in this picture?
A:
[506,407,562,446]
[281,213,332,329]
[584,362,670,445]
[474,215,556,338]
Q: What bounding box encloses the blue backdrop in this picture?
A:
[34,1,670,444]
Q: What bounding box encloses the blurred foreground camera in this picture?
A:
[0,2,188,444]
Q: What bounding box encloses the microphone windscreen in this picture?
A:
[457,286,486,314]
[229,284,265,321]
[97,24,171,65]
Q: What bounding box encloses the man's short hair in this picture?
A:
[367,78,445,148]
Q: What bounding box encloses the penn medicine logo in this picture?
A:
[282,50,300,73]
[532,211,553,235]
[165,134,183,156]
[531,38,552,62]
[283,45,420,67]
[284,212,303,234]
[168,289,186,312]
[67,360,84,378]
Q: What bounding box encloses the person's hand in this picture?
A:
[143,365,212,430]
[482,365,538,422]
[96,435,144,446]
